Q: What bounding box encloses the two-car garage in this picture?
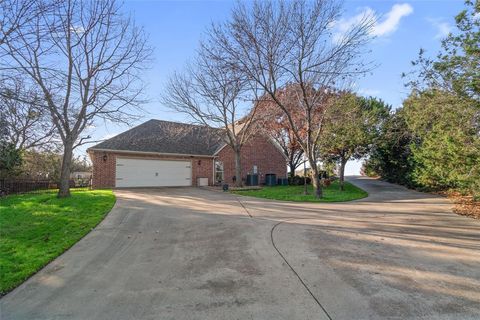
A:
[115,158,192,188]
[88,119,287,189]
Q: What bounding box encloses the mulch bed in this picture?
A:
[448,193,480,220]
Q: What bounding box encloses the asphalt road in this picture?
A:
[2,177,479,319]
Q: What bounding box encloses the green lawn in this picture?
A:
[0,189,115,295]
[232,181,368,202]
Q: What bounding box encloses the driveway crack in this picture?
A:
[270,218,333,320]
[234,195,253,218]
[235,195,332,319]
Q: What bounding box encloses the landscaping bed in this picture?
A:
[0,189,115,295]
[228,186,262,192]
[448,193,480,220]
[232,180,367,202]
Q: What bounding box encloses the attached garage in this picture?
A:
[116,158,192,188]
[88,119,287,188]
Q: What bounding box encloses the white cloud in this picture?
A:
[358,88,381,97]
[427,18,452,39]
[335,8,376,38]
[335,3,413,39]
[69,26,85,35]
[373,4,413,36]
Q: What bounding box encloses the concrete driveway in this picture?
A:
[2,177,479,319]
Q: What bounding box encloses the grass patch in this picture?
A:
[232,180,367,202]
[0,189,115,295]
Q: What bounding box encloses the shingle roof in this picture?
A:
[89,119,226,156]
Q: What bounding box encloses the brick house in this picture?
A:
[88,119,287,188]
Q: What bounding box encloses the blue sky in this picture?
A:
[82,0,464,174]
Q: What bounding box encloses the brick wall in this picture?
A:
[192,157,214,186]
[216,134,287,185]
[89,151,116,189]
[89,135,286,188]
[89,151,214,188]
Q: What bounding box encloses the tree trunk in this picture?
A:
[234,148,243,187]
[308,159,322,198]
[303,162,308,195]
[289,162,296,179]
[58,140,74,198]
[339,157,348,191]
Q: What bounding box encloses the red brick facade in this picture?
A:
[215,135,287,185]
[89,134,286,188]
[90,150,116,188]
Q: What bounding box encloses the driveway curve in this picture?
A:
[2,177,479,319]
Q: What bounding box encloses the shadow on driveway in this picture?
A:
[1,177,479,319]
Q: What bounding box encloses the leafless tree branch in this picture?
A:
[0,0,152,197]
[162,42,257,187]
[205,0,374,197]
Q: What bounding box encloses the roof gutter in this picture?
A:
[87,148,215,158]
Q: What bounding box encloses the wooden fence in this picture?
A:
[0,178,91,197]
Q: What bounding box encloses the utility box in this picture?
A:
[265,173,277,186]
[246,174,259,186]
[197,177,208,187]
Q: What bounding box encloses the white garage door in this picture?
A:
[116,158,191,187]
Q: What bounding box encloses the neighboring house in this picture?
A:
[70,171,92,188]
[70,171,92,179]
[87,119,286,188]
[295,168,311,177]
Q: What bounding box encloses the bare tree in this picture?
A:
[0,0,58,178]
[0,106,8,141]
[268,123,304,179]
[1,0,151,197]
[0,77,56,150]
[0,0,37,46]
[207,0,374,197]
[255,86,306,178]
[162,44,257,187]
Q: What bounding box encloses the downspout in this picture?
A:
[212,156,218,186]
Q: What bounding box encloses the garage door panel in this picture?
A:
[116,158,192,187]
